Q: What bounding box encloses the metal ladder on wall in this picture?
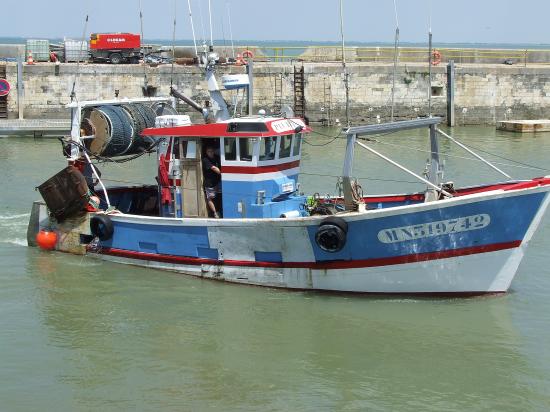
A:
[0,64,7,119]
[321,77,332,126]
[273,72,283,114]
[293,65,305,118]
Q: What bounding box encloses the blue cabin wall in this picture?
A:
[219,134,305,218]
[221,173,306,218]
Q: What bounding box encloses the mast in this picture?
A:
[226,0,235,58]
[428,30,433,117]
[427,2,433,117]
[390,0,399,121]
[339,0,350,127]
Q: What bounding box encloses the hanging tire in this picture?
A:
[315,216,348,253]
[109,53,123,64]
[90,214,114,241]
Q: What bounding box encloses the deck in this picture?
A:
[497,119,550,133]
[0,119,71,136]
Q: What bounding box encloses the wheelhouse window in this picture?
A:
[259,137,276,161]
[224,137,237,161]
[173,139,188,159]
[238,138,254,161]
[292,133,302,157]
[279,134,292,158]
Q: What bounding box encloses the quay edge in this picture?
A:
[2,61,550,126]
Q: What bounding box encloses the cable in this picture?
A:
[303,134,341,147]
[450,139,550,172]
[300,172,420,185]
[357,136,549,172]
[59,137,161,165]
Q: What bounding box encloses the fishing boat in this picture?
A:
[27,48,550,296]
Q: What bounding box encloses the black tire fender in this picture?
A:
[315,216,348,252]
[90,214,114,241]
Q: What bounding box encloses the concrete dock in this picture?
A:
[0,119,70,136]
[4,61,550,126]
[497,120,550,133]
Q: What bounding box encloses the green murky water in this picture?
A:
[1,127,550,411]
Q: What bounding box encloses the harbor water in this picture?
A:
[1,127,550,411]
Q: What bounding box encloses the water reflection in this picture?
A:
[27,249,543,411]
[2,128,550,410]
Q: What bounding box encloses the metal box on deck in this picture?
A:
[64,39,89,62]
[25,39,50,62]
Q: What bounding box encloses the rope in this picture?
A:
[303,134,341,147]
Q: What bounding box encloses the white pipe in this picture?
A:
[355,140,452,197]
[436,128,513,179]
[83,150,111,208]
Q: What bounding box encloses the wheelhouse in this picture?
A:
[142,116,311,219]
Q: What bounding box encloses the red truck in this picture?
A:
[89,33,141,64]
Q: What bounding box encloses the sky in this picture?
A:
[1,0,549,44]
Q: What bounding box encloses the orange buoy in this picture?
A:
[36,230,57,250]
[431,50,442,66]
[242,49,254,59]
[235,53,245,66]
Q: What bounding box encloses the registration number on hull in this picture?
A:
[377,213,491,244]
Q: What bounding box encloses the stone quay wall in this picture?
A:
[3,62,550,125]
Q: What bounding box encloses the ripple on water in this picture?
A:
[0,212,30,247]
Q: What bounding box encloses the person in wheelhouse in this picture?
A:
[202,144,222,218]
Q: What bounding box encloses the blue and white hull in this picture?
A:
[76,182,550,295]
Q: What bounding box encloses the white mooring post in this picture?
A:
[426,123,442,201]
[342,132,357,210]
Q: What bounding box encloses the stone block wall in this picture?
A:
[4,61,550,125]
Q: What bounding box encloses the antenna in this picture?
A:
[339,0,350,127]
[208,0,214,48]
[390,0,400,121]
[187,0,198,57]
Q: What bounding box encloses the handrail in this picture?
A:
[344,117,443,136]
[236,45,549,65]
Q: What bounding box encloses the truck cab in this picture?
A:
[90,33,141,64]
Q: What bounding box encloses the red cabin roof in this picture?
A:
[141,117,311,138]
